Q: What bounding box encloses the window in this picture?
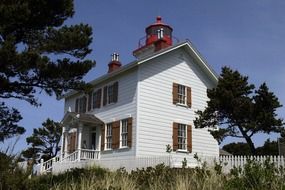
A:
[103,82,118,106]
[108,85,114,104]
[121,119,128,147]
[178,85,186,105]
[75,96,87,113]
[106,123,112,150]
[178,124,187,150]
[92,89,102,109]
[173,83,192,107]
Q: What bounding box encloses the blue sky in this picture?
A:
[2,0,285,153]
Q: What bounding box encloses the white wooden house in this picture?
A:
[39,17,219,174]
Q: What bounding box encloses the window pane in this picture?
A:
[178,124,187,150]
[106,124,112,149]
[108,85,114,104]
[121,119,128,147]
[178,85,186,104]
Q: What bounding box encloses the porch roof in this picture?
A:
[61,112,104,126]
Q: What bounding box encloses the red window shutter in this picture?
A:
[112,121,120,149]
[187,87,192,108]
[187,125,192,152]
[113,81,118,103]
[127,117,132,148]
[101,125,105,151]
[103,86,108,106]
[75,98,79,113]
[173,122,178,151]
[173,83,179,104]
[87,92,92,111]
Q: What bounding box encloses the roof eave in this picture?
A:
[60,40,219,99]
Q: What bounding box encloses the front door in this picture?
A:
[91,132,96,150]
[68,132,77,153]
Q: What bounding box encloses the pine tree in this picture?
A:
[0,0,95,141]
[22,119,62,162]
[194,67,284,154]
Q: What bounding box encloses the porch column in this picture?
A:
[64,127,69,158]
[77,124,83,161]
[60,126,66,161]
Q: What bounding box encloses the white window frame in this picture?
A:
[105,123,112,150]
[178,123,187,150]
[120,119,128,148]
[178,84,187,105]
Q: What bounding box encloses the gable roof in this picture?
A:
[61,40,219,99]
[61,112,104,126]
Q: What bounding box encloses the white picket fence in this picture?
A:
[219,155,285,173]
[36,154,285,175]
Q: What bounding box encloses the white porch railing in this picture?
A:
[81,149,100,160]
[38,150,100,174]
[62,151,79,162]
[40,156,60,174]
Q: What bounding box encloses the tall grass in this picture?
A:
[1,153,285,190]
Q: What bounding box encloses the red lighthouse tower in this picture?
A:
[133,16,173,58]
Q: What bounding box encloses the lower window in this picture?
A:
[178,124,187,150]
[106,123,112,149]
[121,119,128,147]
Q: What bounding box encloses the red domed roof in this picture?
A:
[145,16,173,31]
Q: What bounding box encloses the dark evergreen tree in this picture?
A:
[222,142,251,155]
[22,119,62,162]
[256,139,279,155]
[0,0,95,142]
[194,67,283,154]
[222,139,279,156]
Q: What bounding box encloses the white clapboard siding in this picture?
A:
[137,49,219,158]
[64,68,138,159]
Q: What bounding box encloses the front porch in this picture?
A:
[60,112,104,162]
[37,112,104,174]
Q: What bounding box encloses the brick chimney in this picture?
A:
[108,53,121,73]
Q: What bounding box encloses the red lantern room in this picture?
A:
[133,16,174,58]
[145,16,173,46]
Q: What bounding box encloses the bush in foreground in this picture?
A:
[1,153,285,190]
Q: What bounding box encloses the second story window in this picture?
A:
[178,85,186,105]
[108,85,114,104]
[92,89,102,109]
[75,96,87,113]
[103,81,119,106]
[173,83,192,107]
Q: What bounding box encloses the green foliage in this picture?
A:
[194,67,284,154]
[166,144,172,153]
[223,139,279,155]
[0,0,95,142]
[22,119,62,162]
[0,102,24,142]
[182,157,187,168]
[256,139,279,155]
[222,142,251,155]
[2,157,285,190]
[0,151,31,190]
[226,158,285,190]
